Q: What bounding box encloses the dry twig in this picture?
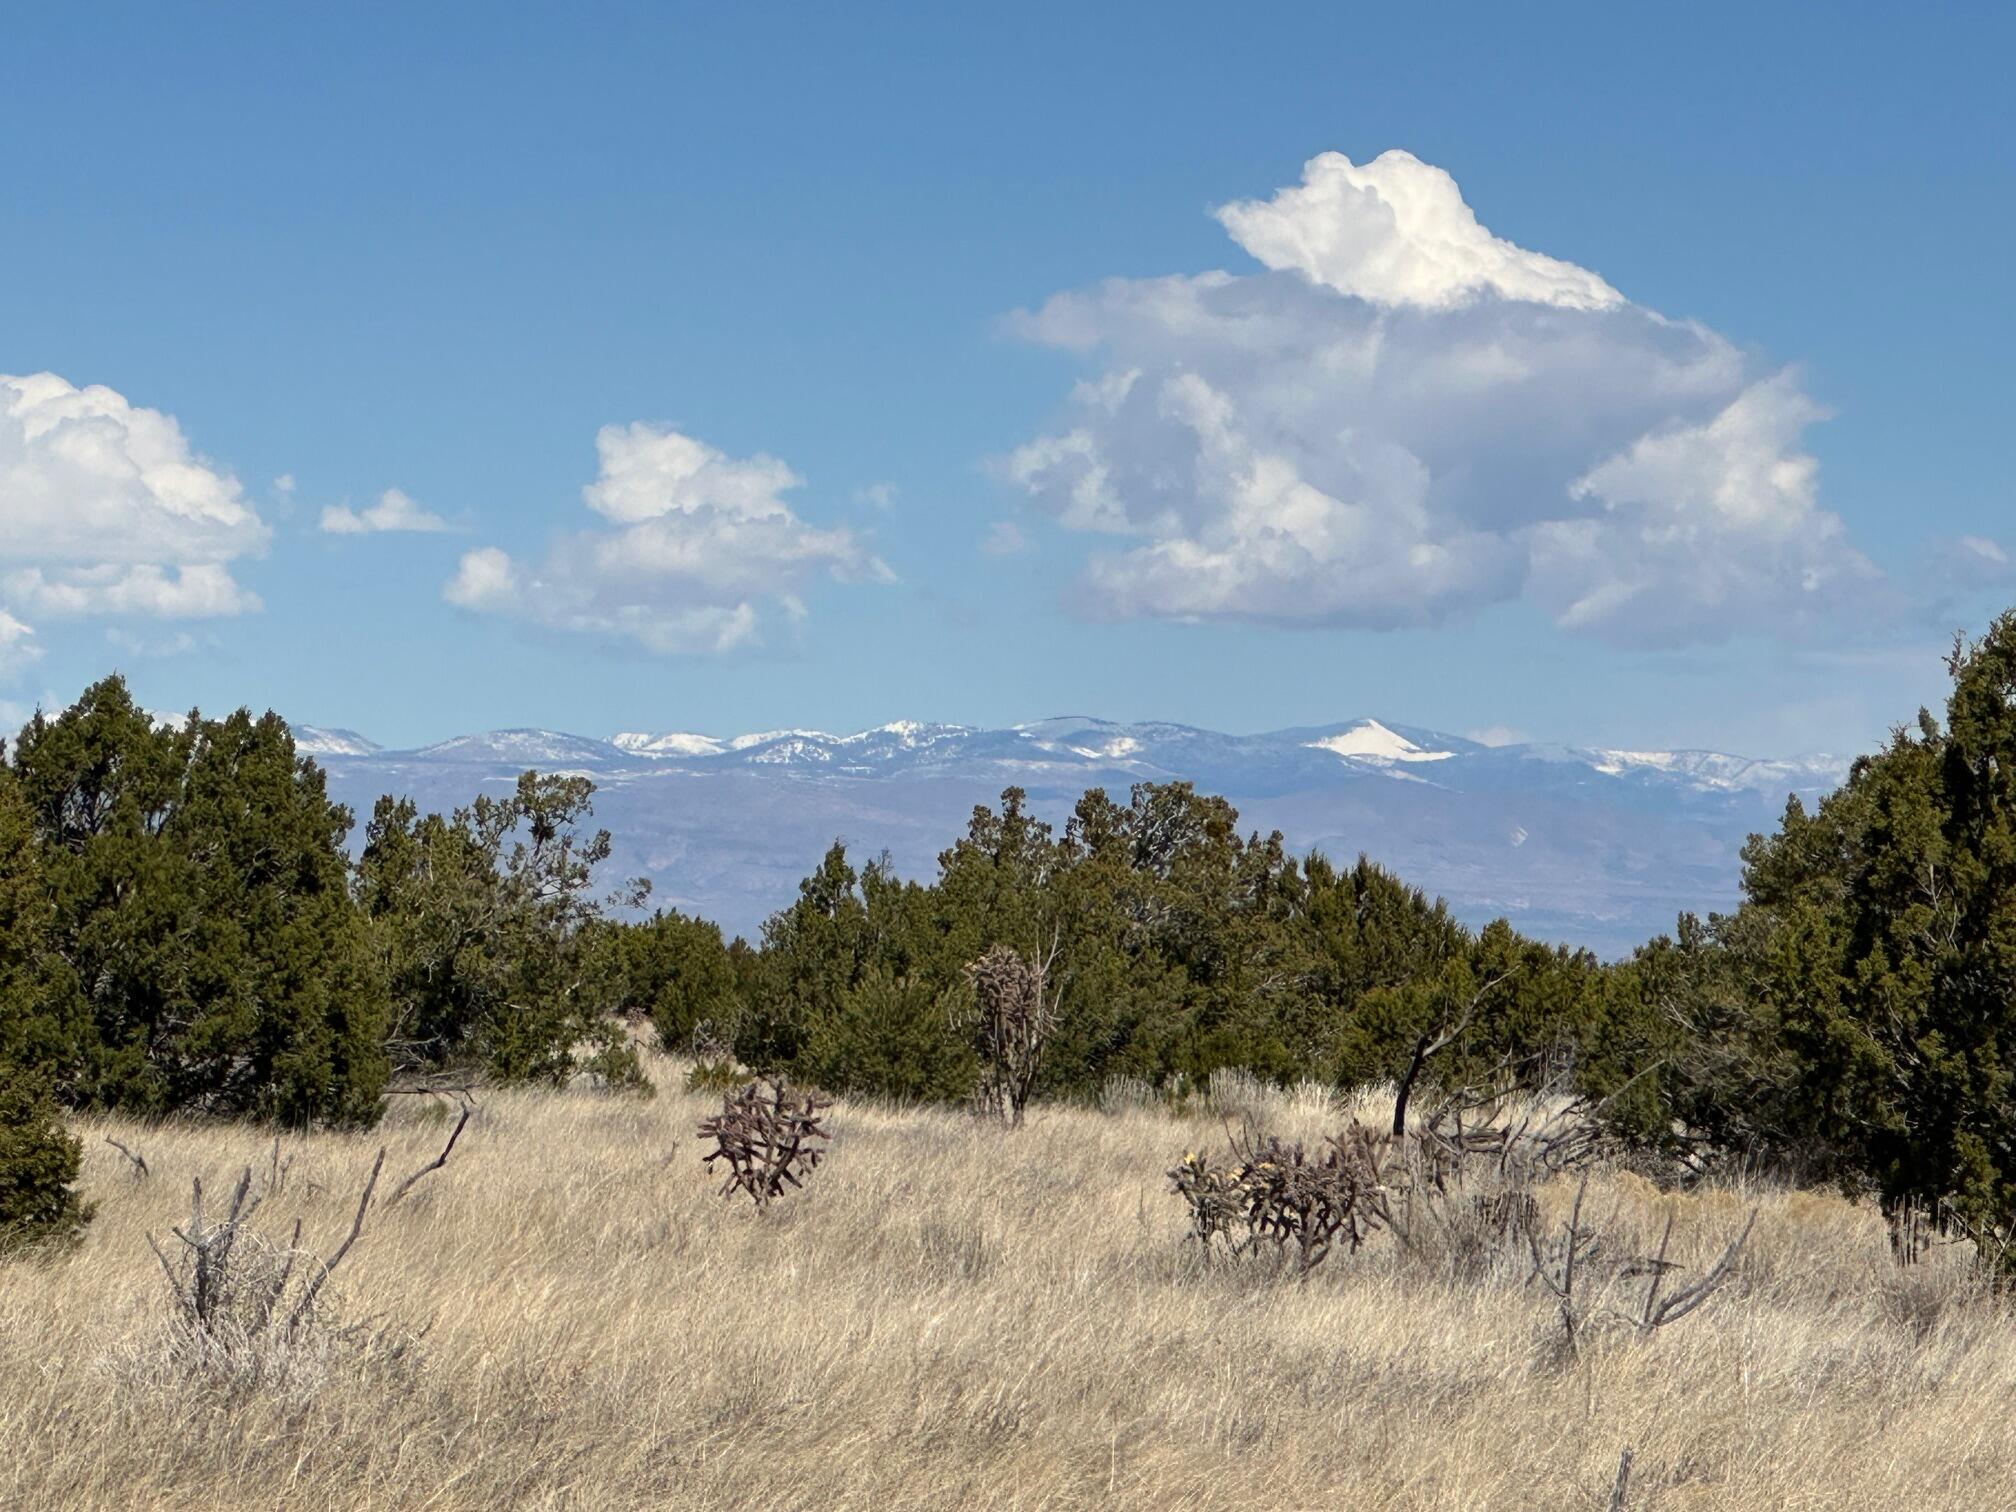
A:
[104,1136,149,1180]
[387,1097,475,1208]
[145,1146,387,1346]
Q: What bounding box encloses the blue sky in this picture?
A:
[2,3,2010,754]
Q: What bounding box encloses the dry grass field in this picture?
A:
[4,1064,2014,1511]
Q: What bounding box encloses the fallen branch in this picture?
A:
[1630,1207,1757,1331]
[383,1083,481,1101]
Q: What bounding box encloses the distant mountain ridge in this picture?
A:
[294,715,1851,958]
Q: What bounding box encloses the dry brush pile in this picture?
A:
[1168,1091,1761,1378]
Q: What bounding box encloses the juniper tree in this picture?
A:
[0,1063,91,1255]
[7,677,388,1125]
[1654,610,2016,1251]
[618,908,743,1051]
[357,770,645,1089]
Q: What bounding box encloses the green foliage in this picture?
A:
[739,780,1632,1118]
[618,908,742,1052]
[357,770,645,1090]
[0,1062,92,1255]
[0,773,67,1088]
[1597,911,1782,1153]
[803,966,977,1104]
[7,676,388,1126]
[1732,615,2016,1230]
[1590,610,2016,1258]
[686,1056,749,1095]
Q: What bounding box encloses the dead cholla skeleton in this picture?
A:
[966,939,1062,1127]
[1171,1111,1619,1287]
[1172,1094,1752,1312]
[699,1077,832,1208]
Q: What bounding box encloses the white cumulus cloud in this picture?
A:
[1526,372,1878,643]
[321,487,450,534]
[3,563,260,618]
[446,423,887,654]
[1215,150,1625,311]
[1003,150,1880,648]
[0,371,266,619]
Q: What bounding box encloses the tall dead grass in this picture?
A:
[2,1070,2011,1510]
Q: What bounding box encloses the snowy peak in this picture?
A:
[1306,719,1455,765]
[612,730,726,758]
[413,729,624,764]
[1588,748,1851,794]
[726,728,834,752]
[837,720,972,750]
[1015,716,1142,761]
[609,720,980,768]
[291,724,381,757]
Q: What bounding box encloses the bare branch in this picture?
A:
[1642,1209,1756,1328]
[286,1147,385,1335]
[387,1101,473,1208]
[103,1136,149,1179]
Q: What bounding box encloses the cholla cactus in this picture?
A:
[698,1077,832,1209]
[1168,1150,1249,1255]
[966,941,1060,1127]
[1171,1122,1399,1280]
[1236,1130,1389,1280]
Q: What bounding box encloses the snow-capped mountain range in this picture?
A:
[293,716,1852,958]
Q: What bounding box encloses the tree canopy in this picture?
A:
[6,677,387,1126]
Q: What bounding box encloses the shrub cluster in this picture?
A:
[0,1064,90,1254]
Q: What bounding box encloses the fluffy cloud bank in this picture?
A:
[0,373,266,633]
[446,422,886,654]
[1005,150,1880,647]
